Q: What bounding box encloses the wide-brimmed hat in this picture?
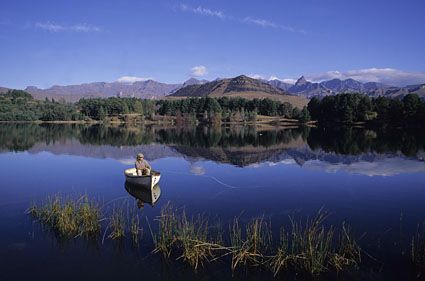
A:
[137,153,144,159]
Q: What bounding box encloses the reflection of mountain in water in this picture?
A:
[0,124,424,175]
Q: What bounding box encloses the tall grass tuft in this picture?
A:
[130,212,142,245]
[411,223,425,269]
[289,210,334,275]
[28,194,101,238]
[152,203,228,270]
[108,207,125,240]
[268,211,361,277]
[230,217,272,271]
[269,228,291,276]
[152,203,177,258]
[331,223,361,272]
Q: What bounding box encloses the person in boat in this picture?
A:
[135,153,151,176]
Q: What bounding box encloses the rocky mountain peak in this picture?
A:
[295,76,308,86]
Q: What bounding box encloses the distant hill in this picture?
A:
[170,75,309,108]
[0,86,10,94]
[268,76,425,99]
[25,80,181,102]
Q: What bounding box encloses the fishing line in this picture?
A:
[162,169,265,190]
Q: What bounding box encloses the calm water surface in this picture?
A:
[0,124,425,280]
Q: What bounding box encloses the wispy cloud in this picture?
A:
[35,22,102,33]
[179,4,225,19]
[177,3,304,34]
[306,68,425,86]
[116,76,153,83]
[191,65,208,77]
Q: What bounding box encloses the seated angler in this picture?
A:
[135,153,151,176]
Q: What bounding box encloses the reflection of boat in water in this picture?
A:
[125,181,161,208]
[124,168,161,189]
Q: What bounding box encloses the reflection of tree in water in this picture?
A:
[155,126,307,148]
[307,126,425,157]
[78,124,156,146]
[0,123,84,151]
[0,123,424,158]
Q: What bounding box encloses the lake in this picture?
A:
[0,123,425,280]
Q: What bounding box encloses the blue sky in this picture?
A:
[1,0,425,89]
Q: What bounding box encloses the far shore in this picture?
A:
[0,114,317,127]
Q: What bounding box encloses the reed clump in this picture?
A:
[152,204,227,270]
[411,224,425,269]
[28,194,101,238]
[130,212,142,245]
[152,203,178,258]
[30,198,362,276]
[150,205,361,275]
[268,211,361,277]
[230,217,272,271]
[108,207,125,240]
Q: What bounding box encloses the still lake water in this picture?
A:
[0,123,425,280]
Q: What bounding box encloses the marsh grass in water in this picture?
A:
[151,205,361,276]
[30,197,362,276]
[28,194,101,238]
[151,203,227,270]
[108,207,125,240]
[130,212,142,245]
[230,217,272,271]
[411,223,425,270]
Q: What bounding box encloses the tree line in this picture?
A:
[308,93,425,127]
[1,89,424,127]
[0,90,83,121]
[156,97,311,123]
[0,90,311,123]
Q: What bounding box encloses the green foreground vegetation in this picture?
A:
[28,194,425,278]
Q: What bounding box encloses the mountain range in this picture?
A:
[269,76,425,98]
[1,75,424,103]
[170,75,308,108]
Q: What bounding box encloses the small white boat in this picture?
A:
[124,168,161,189]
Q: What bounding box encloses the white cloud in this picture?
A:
[191,65,208,77]
[248,74,265,80]
[268,76,297,84]
[35,22,101,33]
[282,78,297,84]
[179,4,225,19]
[117,76,153,83]
[306,68,425,86]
